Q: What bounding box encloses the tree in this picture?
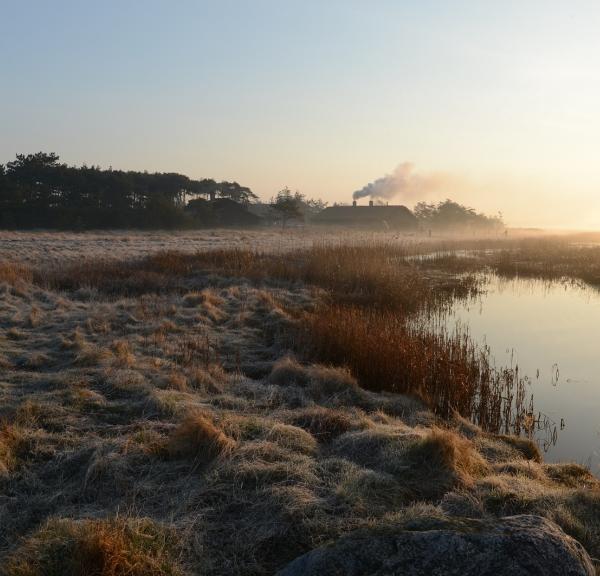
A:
[270,187,304,227]
[302,197,328,216]
[186,180,258,205]
[190,178,218,201]
[217,181,258,205]
[6,152,61,173]
[0,152,257,230]
[413,199,504,231]
[414,201,436,222]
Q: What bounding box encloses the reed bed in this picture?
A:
[411,237,600,288]
[32,242,530,434]
[38,242,475,312]
[297,304,530,434]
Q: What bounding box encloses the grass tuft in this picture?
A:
[166,412,235,463]
[3,516,183,576]
[288,406,357,443]
[0,261,33,285]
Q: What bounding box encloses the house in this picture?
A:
[312,200,417,229]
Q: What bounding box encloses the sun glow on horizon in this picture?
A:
[2,1,600,229]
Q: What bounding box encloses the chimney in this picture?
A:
[369,200,374,207]
[352,200,357,207]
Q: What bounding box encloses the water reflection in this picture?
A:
[437,274,600,474]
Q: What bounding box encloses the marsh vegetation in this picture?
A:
[0,230,599,575]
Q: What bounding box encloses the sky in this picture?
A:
[1,1,599,228]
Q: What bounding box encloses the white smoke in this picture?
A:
[353,163,457,203]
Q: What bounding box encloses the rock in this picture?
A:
[277,515,594,576]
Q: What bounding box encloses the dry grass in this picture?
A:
[0,424,28,475]
[412,236,600,289]
[165,411,235,463]
[265,423,318,456]
[0,261,32,285]
[1,233,599,574]
[301,304,529,433]
[188,365,228,394]
[288,406,358,443]
[496,434,541,462]
[165,372,188,392]
[34,242,465,314]
[329,425,489,502]
[268,357,362,404]
[335,465,409,513]
[3,517,183,576]
[406,427,490,487]
[111,340,135,368]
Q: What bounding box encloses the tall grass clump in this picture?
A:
[0,260,32,285]
[3,517,183,576]
[298,303,530,435]
[166,412,235,463]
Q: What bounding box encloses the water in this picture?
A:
[441,274,600,473]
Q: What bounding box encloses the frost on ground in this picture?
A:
[0,236,598,576]
[0,228,422,265]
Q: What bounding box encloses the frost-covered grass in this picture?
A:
[0,233,599,575]
[0,228,424,265]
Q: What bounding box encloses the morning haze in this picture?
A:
[2,3,600,576]
[2,1,599,228]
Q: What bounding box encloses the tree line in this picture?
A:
[0,153,502,231]
[414,199,504,231]
[0,152,258,229]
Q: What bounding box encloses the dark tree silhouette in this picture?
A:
[0,152,259,230]
[270,187,304,227]
[414,199,503,231]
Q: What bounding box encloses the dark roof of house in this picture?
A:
[313,205,417,228]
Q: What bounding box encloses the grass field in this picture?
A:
[1,229,599,575]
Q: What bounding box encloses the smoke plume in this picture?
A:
[353,163,458,203]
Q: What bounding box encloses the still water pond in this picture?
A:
[441,274,600,473]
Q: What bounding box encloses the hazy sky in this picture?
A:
[2,1,599,228]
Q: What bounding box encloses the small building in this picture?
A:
[313,200,417,229]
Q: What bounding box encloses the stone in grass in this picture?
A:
[277,515,594,576]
